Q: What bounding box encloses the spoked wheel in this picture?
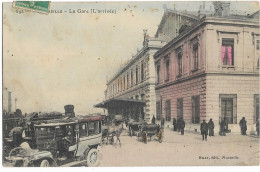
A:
[142,131,148,144]
[40,159,50,167]
[158,129,163,143]
[86,148,99,167]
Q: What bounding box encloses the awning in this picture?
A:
[94,98,146,108]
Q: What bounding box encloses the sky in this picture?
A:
[2,1,259,115]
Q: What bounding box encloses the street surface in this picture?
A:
[98,128,259,166]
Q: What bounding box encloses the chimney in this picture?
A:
[222,2,230,16]
[213,1,230,17]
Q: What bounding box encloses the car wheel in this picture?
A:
[40,159,50,167]
[86,149,99,167]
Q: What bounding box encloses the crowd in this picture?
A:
[151,115,260,140]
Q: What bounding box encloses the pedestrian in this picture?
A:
[239,117,247,135]
[152,115,156,124]
[219,119,226,136]
[179,118,185,135]
[200,120,208,141]
[177,117,181,132]
[256,119,259,137]
[172,118,177,131]
[208,118,215,136]
[224,118,229,133]
[161,117,165,129]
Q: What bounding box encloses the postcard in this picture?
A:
[2,1,259,167]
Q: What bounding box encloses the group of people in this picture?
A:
[151,115,260,139]
[172,117,186,135]
[200,119,215,141]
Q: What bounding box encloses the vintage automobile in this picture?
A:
[5,115,102,167]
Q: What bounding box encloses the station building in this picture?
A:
[95,7,199,122]
[154,2,259,134]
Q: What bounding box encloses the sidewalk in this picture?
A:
[99,127,260,166]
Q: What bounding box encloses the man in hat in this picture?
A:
[177,117,181,132]
[161,117,165,129]
[208,118,215,136]
[239,117,247,135]
[179,118,185,135]
[200,119,208,141]
[152,115,156,124]
[172,118,177,131]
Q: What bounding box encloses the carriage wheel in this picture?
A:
[158,129,163,143]
[85,149,99,167]
[142,131,148,144]
[40,159,50,167]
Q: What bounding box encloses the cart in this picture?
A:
[138,124,163,144]
[128,121,142,137]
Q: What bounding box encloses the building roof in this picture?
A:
[94,98,146,108]
[155,8,199,38]
[154,14,259,58]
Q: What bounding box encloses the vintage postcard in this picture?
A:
[2,1,260,167]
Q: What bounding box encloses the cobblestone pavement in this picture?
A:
[98,128,259,166]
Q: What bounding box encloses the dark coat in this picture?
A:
[239,119,247,130]
[179,119,185,128]
[152,116,156,124]
[208,120,214,129]
[200,121,208,134]
[173,118,177,125]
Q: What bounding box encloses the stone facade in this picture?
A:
[105,39,163,122]
[154,10,259,134]
[102,8,198,122]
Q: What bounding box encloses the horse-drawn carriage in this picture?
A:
[128,120,145,137]
[137,123,163,144]
[101,115,124,146]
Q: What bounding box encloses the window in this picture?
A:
[165,100,171,121]
[156,64,160,83]
[156,101,161,120]
[123,76,126,90]
[220,94,237,124]
[141,94,145,101]
[256,40,260,50]
[136,65,138,84]
[221,39,234,66]
[254,94,259,123]
[192,96,200,124]
[79,123,88,136]
[141,62,144,82]
[177,52,182,76]
[88,121,100,135]
[193,43,199,70]
[131,69,133,87]
[127,73,129,89]
[135,95,139,100]
[165,59,170,81]
[177,98,183,119]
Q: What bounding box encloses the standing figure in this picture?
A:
[219,119,226,136]
[200,120,208,141]
[177,117,181,132]
[172,118,177,131]
[179,118,185,135]
[208,118,215,136]
[256,119,259,137]
[239,117,247,135]
[161,117,165,129]
[152,115,156,124]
